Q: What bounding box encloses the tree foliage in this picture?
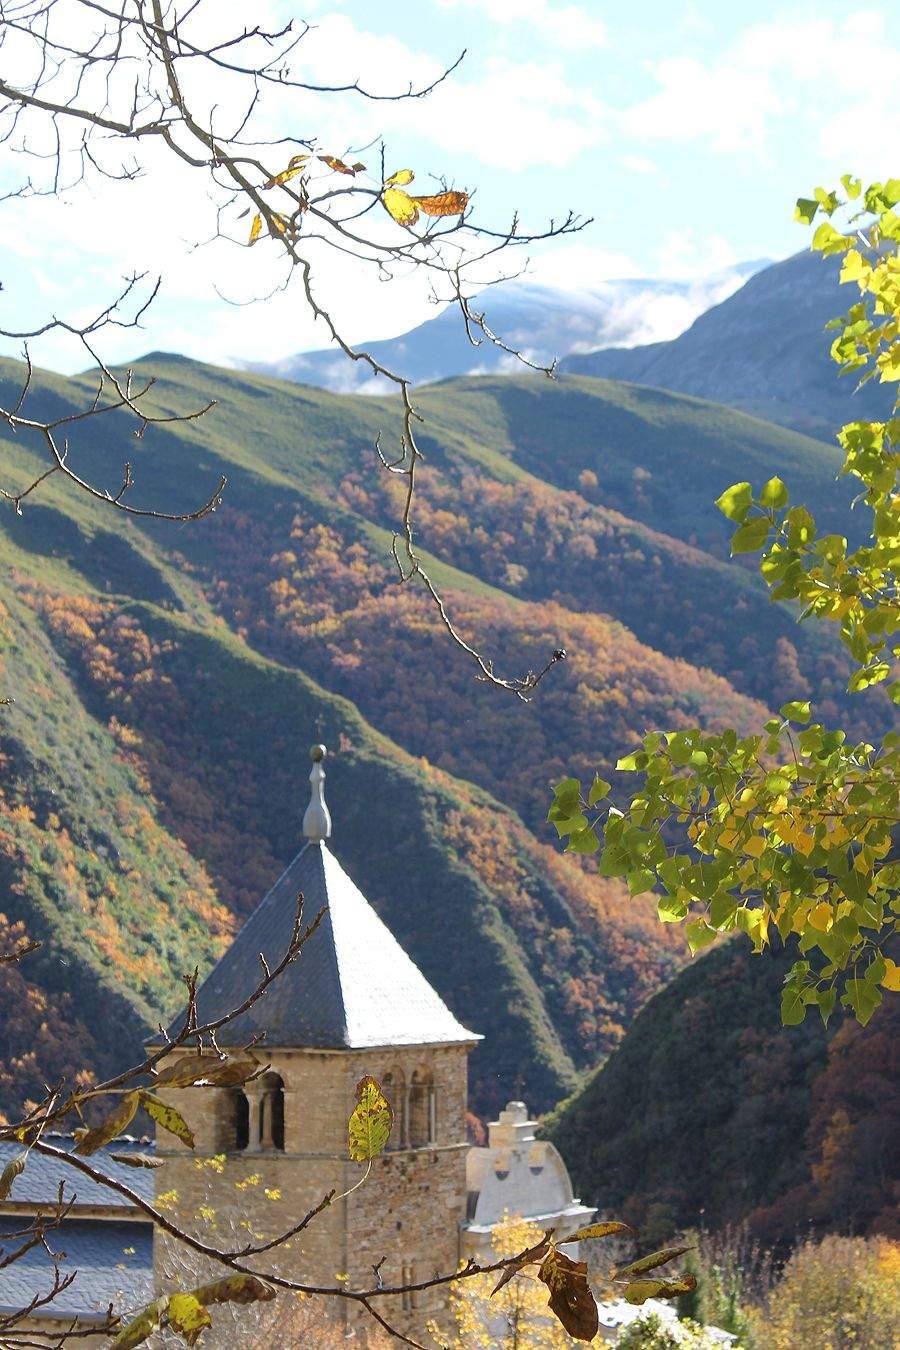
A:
[750,1234,900,1350]
[551,176,900,1028]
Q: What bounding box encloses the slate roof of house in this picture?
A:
[0,1136,156,1209]
[168,838,480,1050]
[0,1217,152,1323]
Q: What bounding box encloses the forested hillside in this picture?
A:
[0,352,881,1121]
[546,939,899,1245]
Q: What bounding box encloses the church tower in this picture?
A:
[151,745,480,1340]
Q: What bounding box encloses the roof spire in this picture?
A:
[303,743,332,842]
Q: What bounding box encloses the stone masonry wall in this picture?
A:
[152,1042,473,1346]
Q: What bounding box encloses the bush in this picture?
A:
[616,1311,726,1349]
[752,1235,900,1350]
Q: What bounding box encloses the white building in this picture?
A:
[462,1099,596,1261]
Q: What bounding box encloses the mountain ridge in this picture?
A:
[561,250,896,438]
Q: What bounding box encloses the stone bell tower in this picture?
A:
[151,745,480,1340]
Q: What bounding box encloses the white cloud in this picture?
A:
[0,8,610,374]
[523,245,638,290]
[623,7,900,164]
[658,230,738,280]
[620,154,657,176]
[624,55,780,154]
[433,0,606,50]
[272,15,608,171]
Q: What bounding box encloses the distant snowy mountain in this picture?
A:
[561,250,895,439]
[243,261,768,393]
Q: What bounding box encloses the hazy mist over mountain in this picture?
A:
[243,261,768,393]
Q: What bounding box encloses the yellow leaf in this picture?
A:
[109,1299,165,1349]
[809,902,833,932]
[882,959,900,992]
[382,187,419,226]
[744,834,766,858]
[385,168,414,186]
[411,189,469,217]
[348,1074,393,1161]
[140,1092,195,1149]
[0,1152,26,1201]
[193,1274,276,1308]
[167,1294,211,1347]
[263,164,307,189]
[248,214,262,246]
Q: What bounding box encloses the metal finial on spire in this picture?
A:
[303,743,332,842]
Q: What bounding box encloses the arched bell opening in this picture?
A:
[257,1071,285,1151]
[233,1089,250,1152]
[409,1068,436,1148]
[381,1070,407,1150]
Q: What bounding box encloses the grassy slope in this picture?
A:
[0,490,686,1116]
[0,537,581,1114]
[0,354,862,1119]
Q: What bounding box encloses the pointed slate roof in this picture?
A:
[170,747,478,1051]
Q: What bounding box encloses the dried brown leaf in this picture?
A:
[410,190,468,217]
[538,1248,599,1342]
[74,1090,140,1155]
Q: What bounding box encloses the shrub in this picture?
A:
[752,1235,900,1350]
[616,1310,726,1348]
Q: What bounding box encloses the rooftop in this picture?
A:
[0,1136,155,1211]
[0,1217,152,1324]
[168,746,479,1051]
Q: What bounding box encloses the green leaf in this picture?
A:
[624,1276,697,1304]
[658,894,688,924]
[685,918,717,954]
[781,984,806,1026]
[567,826,600,854]
[794,197,819,224]
[628,868,656,896]
[730,516,772,554]
[615,751,646,772]
[569,1220,631,1241]
[759,476,789,509]
[588,775,611,806]
[348,1074,392,1162]
[110,1299,165,1349]
[843,975,882,1026]
[617,1245,692,1279]
[623,1280,666,1305]
[715,482,753,522]
[780,701,811,724]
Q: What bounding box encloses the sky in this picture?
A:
[2,0,900,373]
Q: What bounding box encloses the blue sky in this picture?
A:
[3,1,900,371]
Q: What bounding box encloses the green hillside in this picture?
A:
[545,939,899,1245]
[0,353,880,1122]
